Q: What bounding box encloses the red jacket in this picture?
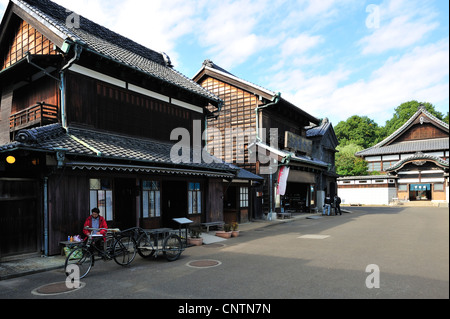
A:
[83,215,108,238]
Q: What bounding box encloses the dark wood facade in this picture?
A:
[194,60,337,218]
[0,0,236,259]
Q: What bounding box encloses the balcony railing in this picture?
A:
[10,102,59,131]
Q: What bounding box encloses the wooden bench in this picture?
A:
[201,221,225,233]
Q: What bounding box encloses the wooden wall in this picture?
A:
[12,76,60,113]
[47,172,90,256]
[65,72,203,142]
[1,19,59,71]
[0,178,40,259]
[201,77,258,173]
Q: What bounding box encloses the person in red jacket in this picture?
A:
[83,207,108,240]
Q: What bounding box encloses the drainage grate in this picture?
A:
[32,281,85,296]
[186,259,222,269]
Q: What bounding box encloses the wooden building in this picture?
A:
[193,60,338,219]
[338,106,449,205]
[0,0,244,259]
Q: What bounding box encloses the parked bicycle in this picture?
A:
[64,227,137,279]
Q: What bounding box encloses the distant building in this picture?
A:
[194,60,339,220]
[338,106,449,206]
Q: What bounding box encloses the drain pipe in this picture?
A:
[43,176,49,256]
[60,43,82,129]
[254,92,281,220]
[255,92,281,142]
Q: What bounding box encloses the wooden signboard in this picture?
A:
[285,131,312,156]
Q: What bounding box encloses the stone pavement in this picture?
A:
[1,211,340,281]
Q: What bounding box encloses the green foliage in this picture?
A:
[335,144,369,176]
[335,115,382,149]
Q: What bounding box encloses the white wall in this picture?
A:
[338,187,396,205]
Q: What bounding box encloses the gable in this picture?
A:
[384,111,449,146]
[1,17,59,71]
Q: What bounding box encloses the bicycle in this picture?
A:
[64,227,137,279]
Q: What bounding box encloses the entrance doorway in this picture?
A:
[409,184,431,201]
[283,182,310,212]
[113,178,136,230]
[162,181,187,228]
[0,179,39,260]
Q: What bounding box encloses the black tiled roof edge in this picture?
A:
[17,0,220,103]
[1,123,238,174]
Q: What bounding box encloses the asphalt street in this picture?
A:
[0,207,448,301]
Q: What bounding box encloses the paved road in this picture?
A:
[0,207,448,301]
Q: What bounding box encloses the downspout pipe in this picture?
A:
[43,176,49,256]
[255,92,281,142]
[254,92,281,220]
[60,42,83,129]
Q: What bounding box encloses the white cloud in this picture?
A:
[281,33,323,58]
[359,0,439,54]
[270,39,449,125]
[196,0,274,68]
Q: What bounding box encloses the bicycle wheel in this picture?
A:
[65,247,93,279]
[163,234,182,261]
[137,233,155,258]
[113,236,137,266]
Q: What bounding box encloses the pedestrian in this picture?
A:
[323,195,332,216]
[334,195,342,215]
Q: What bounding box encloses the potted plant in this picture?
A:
[215,224,232,238]
[231,222,239,237]
[187,226,203,246]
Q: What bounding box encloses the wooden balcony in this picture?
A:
[10,102,59,132]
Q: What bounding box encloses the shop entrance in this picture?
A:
[409,184,431,201]
[162,181,187,228]
[283,182,310,212]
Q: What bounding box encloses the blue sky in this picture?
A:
[1,0,448,126]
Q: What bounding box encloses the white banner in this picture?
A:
[277,166,290,196]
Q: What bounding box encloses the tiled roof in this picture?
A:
[356,107,449,157]
[14,0,220,103]
[355,138,449,156]
[385,152,448,172]
[1,124,239,176]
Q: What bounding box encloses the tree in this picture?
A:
[382,100,445,137]
[335,115,382,149]
[335,144,369,176]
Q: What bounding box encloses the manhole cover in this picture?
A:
[186,259,222,269]
[203,243,226,249]
[32,281,85,296]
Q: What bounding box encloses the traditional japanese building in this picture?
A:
[0,0,248,259]
[338,106,449,206]
[193,60,338,220]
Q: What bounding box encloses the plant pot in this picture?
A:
[231,231,240,237]
[187,237,203,246]
[215,231,232,238]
